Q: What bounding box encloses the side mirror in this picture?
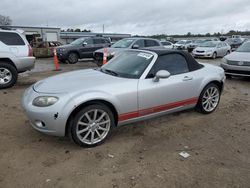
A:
[83,42,87,46]
[132,44,139,49]
[153,70,171,82]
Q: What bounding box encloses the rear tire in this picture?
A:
[196,83,221,114]
[67,52,79,64]
[0,63,18,89]
[69,104,115,147]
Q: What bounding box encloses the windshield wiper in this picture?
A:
[100,68,119,76]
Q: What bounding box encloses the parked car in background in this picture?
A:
[93,38,162,66]
[56,37,111,64]
[22,48,225,147]
[187,39,205,52]
[187,38,219,52]
[225,37,245,51]
[193,41,231,59]
[221,41,250,77]
[173,40,192,50]
[160,41,173,49]
[0,29,35,89]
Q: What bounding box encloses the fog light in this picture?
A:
[35,120,45,128]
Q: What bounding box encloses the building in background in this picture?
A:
[0,25,131,45]
[60,32,131,44]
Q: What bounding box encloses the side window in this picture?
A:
[85,38,94,45]
[147,53,189,78]
[0,32,25,46]
[134,39,145,48]
[145,40,160,47]
[93,38,103,44]
[217,43,222,48]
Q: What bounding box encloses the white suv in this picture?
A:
[0,29,35,89]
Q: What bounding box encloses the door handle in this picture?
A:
[183,76,193,81]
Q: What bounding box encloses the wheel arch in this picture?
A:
[67,50,80,58]
[65,99,119,136]
[0,58,17,70]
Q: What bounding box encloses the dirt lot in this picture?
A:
[1,58,250,188]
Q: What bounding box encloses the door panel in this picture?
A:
[79,38,95,58]
[138,73,200,116]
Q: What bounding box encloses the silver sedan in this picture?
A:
[22,49,225,147]
[193,41,231,59]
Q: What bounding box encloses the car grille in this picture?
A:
[196,50,205,53]
[227,60,250,66]
[225,69,250,75]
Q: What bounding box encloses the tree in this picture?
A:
[74,28,81,32]
[0,15,12,26]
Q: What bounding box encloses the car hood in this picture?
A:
[56,44,77,50]
[33,69,129,94]
[195,47,215,51]
[225,51,250,61]
[95,47,126,54]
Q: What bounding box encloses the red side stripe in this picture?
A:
[118,97,198,121]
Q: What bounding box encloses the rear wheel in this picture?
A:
[67,52,79,64]
[70,104,115,147]
[196,83,221,114]
[212,52,217,59]
[0,63,18,89]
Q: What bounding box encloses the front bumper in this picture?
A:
[21,86,73,137]
[57,52,68,61]
[193,52,213,58]
[221,62,250,77]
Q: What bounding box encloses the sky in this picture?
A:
[1,0,250,35]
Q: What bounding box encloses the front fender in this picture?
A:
[65,90,122,119]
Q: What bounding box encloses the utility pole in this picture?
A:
[103,24,105,33]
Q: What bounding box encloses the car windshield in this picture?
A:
[200,41,217,47]
[100,51,154,79]
[70,38,86,45]
[111,38,136,48]
[194,40,204,44]
[176,41,185,44]
[236,42,250,52]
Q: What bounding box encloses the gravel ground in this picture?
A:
[0,57,250,188]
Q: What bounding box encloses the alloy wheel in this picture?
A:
[202,87,220,112]
[0,68,12,85]
[76,109,111,145]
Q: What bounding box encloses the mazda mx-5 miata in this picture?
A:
[22,48,225,147]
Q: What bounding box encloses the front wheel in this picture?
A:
[212,52,217,59]
[196,83,221,114]
[0,63,18,89]
[70,104,115,147]
[67,52,79,64]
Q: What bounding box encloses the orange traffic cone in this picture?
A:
[103,48,108,65]
[53,49,61,71]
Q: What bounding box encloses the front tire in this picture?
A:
[212,52,217,59]
[0,63,18,89]
[70,104,115,147]
[67,52,79,64]
[196,83,221,114]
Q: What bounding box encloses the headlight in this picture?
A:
[222,57,227,63]
[59,48,66,52]
[33,96,59,107]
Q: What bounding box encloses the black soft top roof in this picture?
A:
[143,47,203,71]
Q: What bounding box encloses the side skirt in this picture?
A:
[117,104,196,126]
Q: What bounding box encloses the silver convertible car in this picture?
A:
[22,49,225,147]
